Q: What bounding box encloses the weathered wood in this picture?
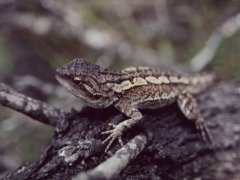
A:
[2,82,240,180]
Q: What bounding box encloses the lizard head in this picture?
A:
[56,58,117,108]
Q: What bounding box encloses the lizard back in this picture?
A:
[107,66,215,95]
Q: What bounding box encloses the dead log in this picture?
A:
[1,81,240,180]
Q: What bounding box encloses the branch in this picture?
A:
[190,12,240,72]
[3,82,240,179]
[0,83,63,127]
[73,133,149,180]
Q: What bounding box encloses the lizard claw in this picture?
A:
[196,120,213,145]
[102,122,126,152]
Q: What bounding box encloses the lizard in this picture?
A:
[56,58,214,152]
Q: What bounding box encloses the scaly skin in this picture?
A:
[56,58,214,152]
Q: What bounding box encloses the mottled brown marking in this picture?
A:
[132,77,148,86]
[169,76,179,83]
[145,76,161,84]
[158,76,170,83]
[56,58,215,152]
[121,67,137,72]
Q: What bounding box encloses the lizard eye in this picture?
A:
[73,79,81,85]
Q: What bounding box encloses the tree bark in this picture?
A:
[2,82,240,180]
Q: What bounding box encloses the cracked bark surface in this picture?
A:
[2,82,240,180]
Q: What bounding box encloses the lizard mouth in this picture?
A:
[55,74,96,101]
[55,74,73,92]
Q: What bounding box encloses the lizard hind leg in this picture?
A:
[177,92,213,145]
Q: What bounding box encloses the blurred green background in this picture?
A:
[0,0,240,176]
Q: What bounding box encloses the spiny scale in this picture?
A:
[56,58,215,152]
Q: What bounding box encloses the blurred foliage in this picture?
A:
[0,0,240,176]
[0,37,13,75]
[214,33,240,80]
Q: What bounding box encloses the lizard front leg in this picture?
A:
[177,92,213,144]
[102,101,143,152]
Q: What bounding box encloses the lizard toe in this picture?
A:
[118,136,124,147]
[102,122,126,152]
[196,120,213,145]
[108,123,117,128]
[103,133,120,152]
[101,129,115,135]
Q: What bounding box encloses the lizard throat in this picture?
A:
[55,74,103,103]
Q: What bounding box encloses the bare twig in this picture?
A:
[190,12,240,72]
[73,134,148,180]
[0,83,64,127]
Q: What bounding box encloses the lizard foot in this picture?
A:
[196,119,213,145]
[102,122,127,152]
